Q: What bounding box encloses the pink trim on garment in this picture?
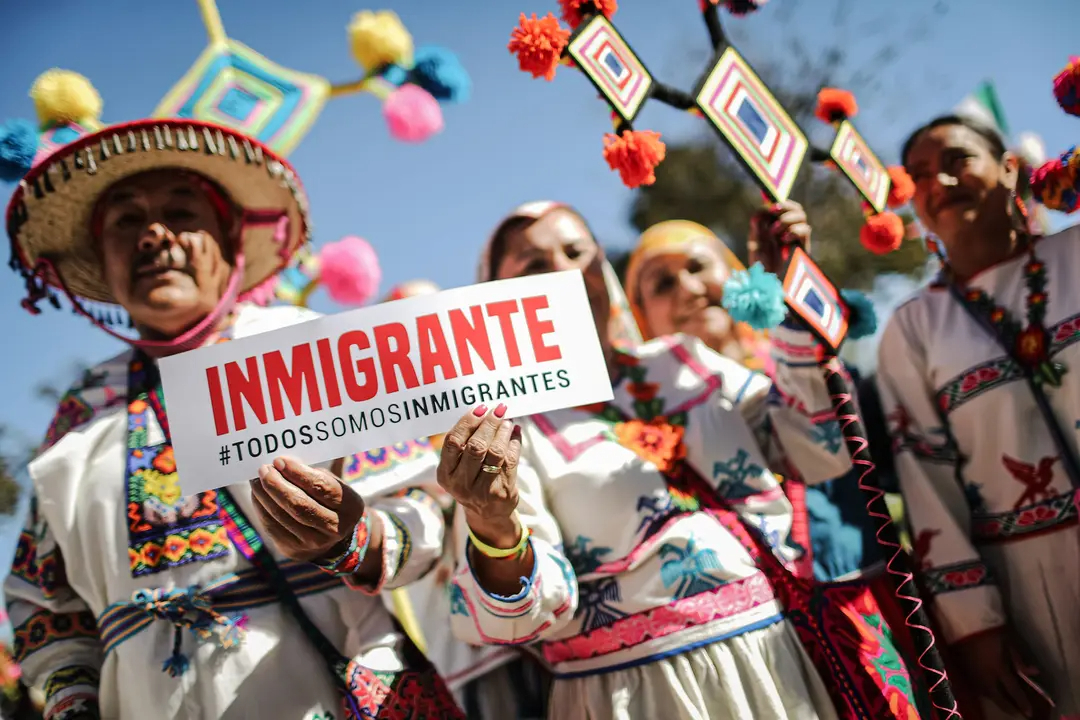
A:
[541,572,776,664]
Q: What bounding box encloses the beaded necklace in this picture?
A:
[948,237,1065,387]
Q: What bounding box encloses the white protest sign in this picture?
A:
[159,270,613,494]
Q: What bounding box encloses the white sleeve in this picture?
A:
[5,496,103,720]
[448,455,578,646]
[877,313,1007,643]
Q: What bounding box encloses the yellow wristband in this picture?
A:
[468,512,531,559]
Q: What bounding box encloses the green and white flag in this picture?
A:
[954,80,1011,137]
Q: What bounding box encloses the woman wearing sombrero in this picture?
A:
[2,76,461,719]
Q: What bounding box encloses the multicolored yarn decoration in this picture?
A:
[0,69,105,185]
[0,119,38,182]
[721,263,787,330]
[1030,146,1079,214]
[259,236,382,309]
[813,87,910,254]
[333,9,472,144]
[839,289,877,340]
[507,0,777,188]
[385,46,472,103]
[1053,56,1080,118]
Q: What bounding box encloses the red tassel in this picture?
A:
[558,0,618,29]
[814,88,858,124]
[1053,56,1080,118]
[887,166,915,208]
[860,212,905,254]
[602,130,666,188]
[508,13,570,81]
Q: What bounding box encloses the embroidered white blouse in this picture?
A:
[5,304,446,720]
[447,324,852,679]
[876,225,1080,714]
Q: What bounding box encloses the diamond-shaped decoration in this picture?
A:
[154,40,330,156]
[830,120,890,213]
[695,47,807,202]
[567,14,653,124]
[782,247,849,350]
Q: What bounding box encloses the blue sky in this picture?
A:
[0,0,1076,555]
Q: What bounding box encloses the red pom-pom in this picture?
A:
[558,0,617,28]
[1030,149,1080,213]
[887,166,915,208]
[603,130,666,188]
[860,212,905,254]
[814,88,858,124]
[508,13,570,81]
[1053,56,1080,118]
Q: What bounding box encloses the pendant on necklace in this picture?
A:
[1015,325,1066,387]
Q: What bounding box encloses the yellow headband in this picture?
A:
[626,220,767,369]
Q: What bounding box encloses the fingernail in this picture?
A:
[511,424,522,440]
[494,403,507,418]
[273,458,286,471]
[473,404,488,417]
[258,464,270,480]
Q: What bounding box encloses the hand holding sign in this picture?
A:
[439,403,530,597]
[250,456,370,565]
[748,200,813,274]
[438,404,522,537]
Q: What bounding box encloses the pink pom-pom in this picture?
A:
[240,276,278,306]
[384,85,444,143]
[319,236,382,306]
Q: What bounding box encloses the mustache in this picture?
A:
[131,244,194,281]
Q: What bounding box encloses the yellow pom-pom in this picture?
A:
[348,10,414,72]
[30,69,103,127]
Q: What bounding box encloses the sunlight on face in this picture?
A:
[97,170,236,338]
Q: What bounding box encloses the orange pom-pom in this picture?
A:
[558,0,618,28]
[508,13,570,81]
[887,166,915,208]
[814,88,858,124]
[603,130,666,188]
[860,212,905,254]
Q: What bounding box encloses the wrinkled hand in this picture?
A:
[250,456,366,563]
[953,629,1043,718]
[748,200,812,275]
[437,405,522,544]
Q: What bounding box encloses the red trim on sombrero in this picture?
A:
[5,117,310,298]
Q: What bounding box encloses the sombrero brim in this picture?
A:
[5,118,311,305]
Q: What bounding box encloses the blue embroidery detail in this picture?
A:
[713,449,765,500]
[549,553,579,604]
[658,537,725,599]
[635,494,674,538]
[758,515,782,549]
[449,584,468,616]
[809,420,844,454]
[577,577,627,632]
[564,536,613,576]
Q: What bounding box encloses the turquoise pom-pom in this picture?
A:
[722,263,787,330]
[409,46,471,103]
[0,119,38,183]
[840,289,877,340]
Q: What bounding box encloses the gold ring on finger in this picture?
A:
[481,464,501,474]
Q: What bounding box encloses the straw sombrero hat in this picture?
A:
[6,117,310,307]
